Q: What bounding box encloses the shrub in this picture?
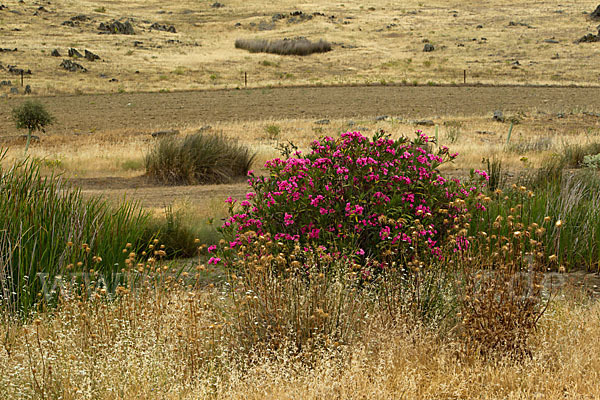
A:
[457,192,548,357]
[12,100,54,154]
[145,133,255,185]
[217,130,488,273]
[264,124,281,140]
[142,206,220,259]
[234,38,332,56]
[0,155,149,316]
[583,153,600,169]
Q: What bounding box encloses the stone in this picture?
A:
[51,49,61,56]
[0,47,17,52]
[576,33,600,43]
[24,84,31,94]
[544,39,559,44]
[68,48,83,58]
[149,22,176,33]
[133,41,144,47]
[423,43,435,52]
[591,5,600,20]
[211,2,225,8]
[61,20,76,27]
[315,119,330,125]
[375,115,389,121]
[0,80,11,86]
[98,20,135,35]
[84,49,100,61]
[10,87,18,94]
[71,14,90,22]
[151,129,179,138]
[60,59,87,72]
[414,119,434,126]
[493,110,505,122]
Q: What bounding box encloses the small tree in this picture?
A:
[12,100,54,155]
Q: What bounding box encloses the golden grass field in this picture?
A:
[3,2,600,399]
[1,274,600,400]
[1,0,600,95]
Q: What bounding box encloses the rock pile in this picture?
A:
[60,59,87,72]
[98,20,135,35]
[149,22,176,33]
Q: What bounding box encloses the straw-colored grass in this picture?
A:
[0,279,598,399]
[2,0,600,95]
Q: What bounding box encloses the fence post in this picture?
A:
[244,72,247,88]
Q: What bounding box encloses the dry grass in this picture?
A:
[0,275,599,399]
[2,0,600,95]
[4,112,600,177]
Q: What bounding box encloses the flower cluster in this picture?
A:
[218,130,487,271]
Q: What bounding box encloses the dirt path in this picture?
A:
[2,85,600,135]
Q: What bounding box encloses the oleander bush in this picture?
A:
[217,130,489,274]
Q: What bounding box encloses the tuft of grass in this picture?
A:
[145,133,255,185]
[235,38,332,56]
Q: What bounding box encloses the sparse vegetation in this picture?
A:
[235,38,332,56]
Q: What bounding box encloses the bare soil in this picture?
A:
[2,85,600,136]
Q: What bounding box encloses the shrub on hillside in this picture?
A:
[145,133,255,185]
[217,130,488,274]
[235,38,332,56]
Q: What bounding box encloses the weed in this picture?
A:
[264,124,281,140]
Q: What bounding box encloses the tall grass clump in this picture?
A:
[235,38,332,56]
[145,133,255,185]
[0,155,149,316]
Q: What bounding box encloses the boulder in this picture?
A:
[60,59,87,72]
[590,5,600,20]
[314,119,330,125]
[84,49,100,61]
[576,33,600,43]
[149,22,176,33]
[493,110,505,122]
[98,20,135,35]
[68,47,83,58]
[10,87,18,94]
[211,2,225,8]
[51,49,61,57]
[414,119,435,126]
[423,43,435,52]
